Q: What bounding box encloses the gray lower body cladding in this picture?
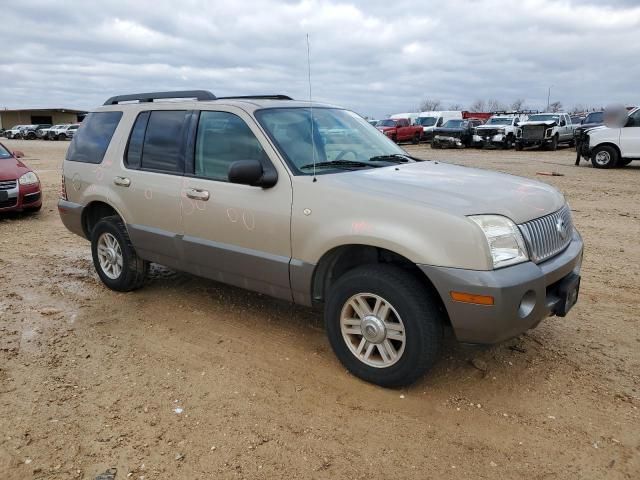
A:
[419,230,583,344]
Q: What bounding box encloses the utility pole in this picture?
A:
[546,85,553,111]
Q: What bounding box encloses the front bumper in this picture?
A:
[433,135,464,147]
[516,137,552,146]
[0,181,42,212]
[419,229,583,344]
[473,133,505,146]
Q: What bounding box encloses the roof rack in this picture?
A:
[492,109,540,115]
[103,90,216,105]
[216,95,293,101]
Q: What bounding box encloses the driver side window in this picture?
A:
[195,111,267,181]
[436,117,443,127]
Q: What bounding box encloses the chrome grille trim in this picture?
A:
[0,180,17,190]
[519,205,573,263]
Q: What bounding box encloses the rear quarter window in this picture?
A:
[66,111,123,164]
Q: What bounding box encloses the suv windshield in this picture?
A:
[585,112,603,124]
[442,119,466,128]
[377,119,397,127]
[486,118,512,125]
[0,143,12,159]
[528,114,560,122]
[416,117,437,126]
[255,108,407,174]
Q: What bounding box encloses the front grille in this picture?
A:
[478,128,499,137]
[519,206,573,263]
[0,180,17,191]
[522,125,546,140]
[0,198,18,209]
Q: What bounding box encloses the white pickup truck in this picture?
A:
[515,113,575,150]
[577,107,640,168]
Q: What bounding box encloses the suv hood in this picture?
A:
[327,161,564,224]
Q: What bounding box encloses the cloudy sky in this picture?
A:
[1,0,638,118]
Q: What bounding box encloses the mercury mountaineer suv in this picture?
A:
[58,90,583,387]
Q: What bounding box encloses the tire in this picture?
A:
[591,145,619,169]
[58,133,66,141]
[619,158,633,167]
[391,135,397,143]
[430,142,440,149]
[325,264,444,387]
[412,133,420,144]
[504,135,514,149]
[548,135,558,151]
[27,132,36,140]
[515,142,523,151]
[91,216,148,292]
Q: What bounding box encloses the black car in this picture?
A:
[431,119,484,148]
[574,111,604,164]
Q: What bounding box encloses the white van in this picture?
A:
[417,111,463,141]
[390,112,419,125]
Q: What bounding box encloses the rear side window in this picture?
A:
[140,110,189,173]
[66,111,122,164]
[125,112,150,169]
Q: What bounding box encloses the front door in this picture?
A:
[620,109,640,158]
[181,108,294,300]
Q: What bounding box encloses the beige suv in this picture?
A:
[59,90,583,387]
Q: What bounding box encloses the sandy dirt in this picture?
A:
[0,139,638,479]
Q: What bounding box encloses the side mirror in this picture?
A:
[228,160,277,188]
[13,150,25,158]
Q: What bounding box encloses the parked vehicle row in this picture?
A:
[2,123,80,140]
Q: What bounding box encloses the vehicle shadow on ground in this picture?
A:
[0,210,41,223]
[140,264,538,391]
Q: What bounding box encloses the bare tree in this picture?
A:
[487,99,505,112]
[549,101,563,113]
[510,98,526,111]
[448,103,463,110]
[419,98,442,112]
[469,99,486,111]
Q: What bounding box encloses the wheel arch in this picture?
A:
[81,200,127,238]
[310,244,449,322]
[591,141,622,158]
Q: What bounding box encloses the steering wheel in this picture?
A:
[334,149,359,161]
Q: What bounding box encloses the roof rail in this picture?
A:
[103,90,216,105]
[216,95,293,101]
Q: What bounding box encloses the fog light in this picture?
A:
[518,290,536,318]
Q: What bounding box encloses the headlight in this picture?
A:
[469,215,528,269]
[545,128,553,138]
[19,171,39,185]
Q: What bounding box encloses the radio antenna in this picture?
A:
[306,33,317,182]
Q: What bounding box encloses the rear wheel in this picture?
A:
[591,145,619,169]
[91,216,148,291]
[325,264,444,387]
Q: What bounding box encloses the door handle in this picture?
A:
[113,176,131,187]
[186,188,210,201]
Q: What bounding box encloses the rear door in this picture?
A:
[180,107,294,300]
[620,109,640,158]
[113,109,191,264]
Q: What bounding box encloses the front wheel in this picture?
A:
[91,216,148,291]
[591,145,619,169]
[325,264,444,387]
[548,135,558,151]
[412,133,420,144]
[515,142,523,151]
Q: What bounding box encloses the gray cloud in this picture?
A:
[1,0,638,118]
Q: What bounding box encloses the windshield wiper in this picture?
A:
[369,154,419,163]
[299,160,382,170]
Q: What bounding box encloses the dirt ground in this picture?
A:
[0,138,638,480]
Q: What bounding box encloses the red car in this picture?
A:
[376,118,423,144]
[0,142,42,213]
